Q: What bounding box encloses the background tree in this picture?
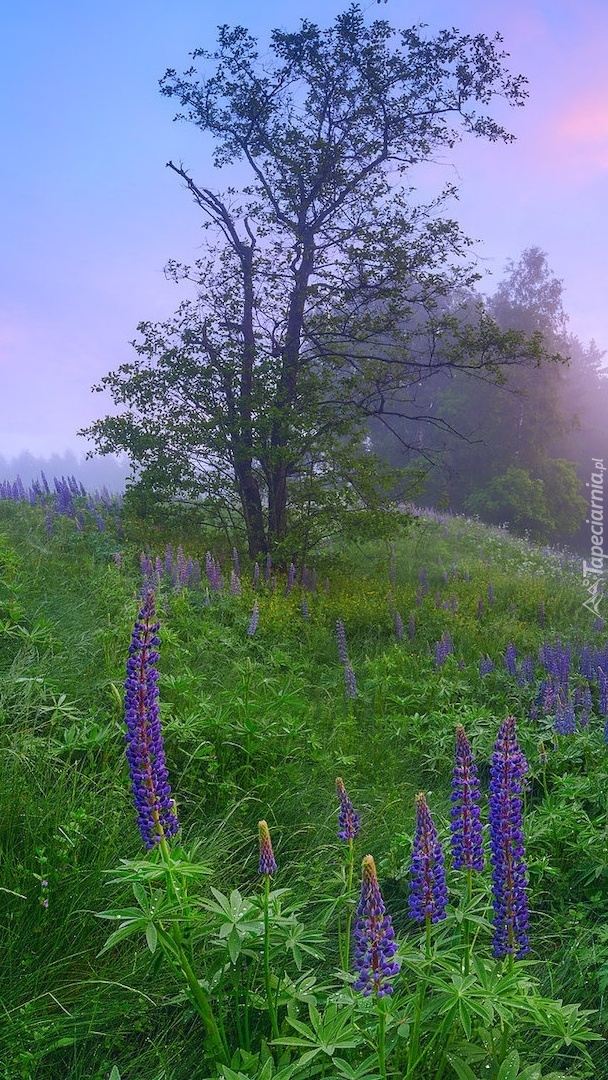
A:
[378,248,593,543]
[84,4,543,558]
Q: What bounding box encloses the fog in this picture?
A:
[0,450,131,493]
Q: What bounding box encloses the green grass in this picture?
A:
[0,499,607,1077]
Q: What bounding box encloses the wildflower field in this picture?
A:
[1,485,608,1079]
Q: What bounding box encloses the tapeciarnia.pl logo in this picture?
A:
[582,458,606,616]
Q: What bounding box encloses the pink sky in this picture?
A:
[1,0,607,458]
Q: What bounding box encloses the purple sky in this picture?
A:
[1,0,607,458]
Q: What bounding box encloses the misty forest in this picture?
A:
[1,6,607,1080]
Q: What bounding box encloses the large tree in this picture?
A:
[84,5,546,557]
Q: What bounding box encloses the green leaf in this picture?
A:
[132,881,148,908]
[108,1069,122,1080]
[444,1055,478,1080]
[145,921,158,954]
[497,1051,520,1080]
[97,918,148,956]
[228,925,242,963]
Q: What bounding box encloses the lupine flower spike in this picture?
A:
[258,820,277,876]
[336,620,349,664]
[451,726,484,871]
[409,793,448,924]
[488,716,530,958]
[353,855,400,997]
[336,778,360,841]
[343,662,357,699]
[247,601,259,636]
[124,590,179,850]
[258,820,279,1039]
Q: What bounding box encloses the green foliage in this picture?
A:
[465,468,557,540]
[465,461,586,541]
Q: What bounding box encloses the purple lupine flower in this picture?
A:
[247,601,259,636]
[554,695,576,735]
[336,777,360,841]
[488,716,530,958]
[579,645,600,680]
[578,685,593,728]
[415,588,423,607]
[265,553,272,582]
[258,820,277,875]
[232,548,240,577]
[593,616,605,633]
[230,570,242,596]
[394,611,404,642]
[418,568,428,594]
[599,669,608,716]
[301,597,310,620]
[442,569,448,584]
[140,553,156,593]
[205,552,222,591]
[520,655,535,684]
[488,583,495,605]
[409,793,448,924]
[408,613,416,640]
[451,726,484,871]
[336,620,349,665]
[113,552,122,568]
[164,545,174,577]
[353,855,400,997]
[434,631,454,669]
[177,546,188,586]
[344,662,357,699]
[476,598,484,619]
[479,656,495,677]
[253,562,260,588]
[124,590,179,850]
[537,676,556,713]
[504,643,518,678]
[541,641,571,692]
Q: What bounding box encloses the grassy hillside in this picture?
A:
[0,497,607,1079]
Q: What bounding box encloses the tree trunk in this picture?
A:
[235,460,267,557]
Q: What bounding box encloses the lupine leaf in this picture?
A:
[145,921,158,953]
[444,1055,478,1080]
[497,1051,520,1080]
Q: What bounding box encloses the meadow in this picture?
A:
[1,484,607,1079]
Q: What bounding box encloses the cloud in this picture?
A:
[554,94,608,172]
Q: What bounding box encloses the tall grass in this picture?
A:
[0,499,606,1077]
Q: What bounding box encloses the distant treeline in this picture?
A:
[0,450,131,493]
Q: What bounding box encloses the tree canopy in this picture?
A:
[83,4,550,558]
